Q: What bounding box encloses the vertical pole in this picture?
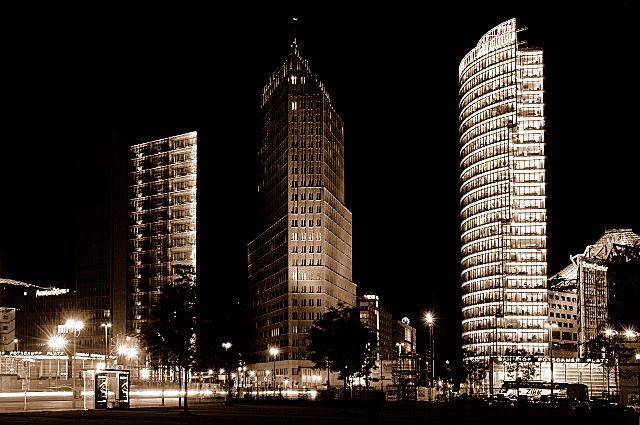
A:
[104,326,108,368]
[429,325,435,388]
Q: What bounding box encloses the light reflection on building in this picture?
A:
[127,132,197,336]
[247,40,355,389]
[459,19,547,359]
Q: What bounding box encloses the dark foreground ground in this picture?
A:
[0,401,638,425]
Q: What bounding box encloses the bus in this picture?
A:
[499,381,587,403]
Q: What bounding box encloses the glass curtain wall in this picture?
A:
[459,19,547,359]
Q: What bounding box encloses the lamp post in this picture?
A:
[269,347,279,396]
[13,339,19,353]
[222,342,232,406]
[100,323,111,369]
[65,319,84,403]
[635,353,640,396]
[604,328,619,400]
[48,335,67,390]
[425,313,434,388]
[545,323,557,400]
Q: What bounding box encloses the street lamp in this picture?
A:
[603,328,619,400]
[545,323,557,400]
[48,335,67,391]
[425,312,435,388]
[65,319,84,402]
[269,347,279,395]
[48,335,67,351]
[222,342,232,406]
[100,323,111,368]
[635,353,640,396]
[13,339,18,353]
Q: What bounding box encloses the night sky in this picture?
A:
[2,2,638,363]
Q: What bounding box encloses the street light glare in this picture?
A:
[269,347,279,356]
[66,319,84,330]
[49,335,67,350]
[425,313,434,324]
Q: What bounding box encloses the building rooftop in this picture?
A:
[576,228,640,261]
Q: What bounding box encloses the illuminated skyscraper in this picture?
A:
[459,19,547,359]
[247,41,355,388]
[128,132,197,336]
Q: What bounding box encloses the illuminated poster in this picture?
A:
[118,373,129,407]
[95,373,107,409]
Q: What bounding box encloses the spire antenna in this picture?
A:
[292,17,298,45]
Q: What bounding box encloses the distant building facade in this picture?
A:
[459,18,547,359]
[128,132,197,336]
[547,268,579,358]
[0,278,73,352]
[247,40,355,388]
[571,229,640,356]
[358,293,393,361]
[76,134,128,354]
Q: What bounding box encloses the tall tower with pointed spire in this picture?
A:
[247,39,355,388]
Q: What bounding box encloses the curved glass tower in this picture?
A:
[459,19,547,359]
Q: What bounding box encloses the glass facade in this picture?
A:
[127,132,197,336]
[459,19,547,358]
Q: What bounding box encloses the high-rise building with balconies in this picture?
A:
[459,19,548,359]
[128,132,197,336]
[247,40,355,389]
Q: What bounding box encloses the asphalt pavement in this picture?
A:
[0,401,638,425]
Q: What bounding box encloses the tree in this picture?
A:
[461,350,488,396]
[583,332,632,400]
[307,304,377,408]
[140,264,196,414]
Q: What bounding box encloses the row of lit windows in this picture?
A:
[131,134,196,157]
[460,171,508,205]
[460,125,509,160]
[461,181,508,209]
[291,205,321,214]
[461,194,509,222]
[461,209,507,236]
[512,185,544,197]
[291,190,322,201]
[291,219,321,227]
[291,232,322,241]
[461,99,515,136]
[463,261,546,283]
[460,75,516,126]
[463,245,545,267]
[459,43,515,87]
[461,235,501,260]
[291,297,322,306]
[462,317,547,332]
[459,49,515,102]
[460,86,516,127]
[462,331,547,345]
[461,230,546,260]
[461,114,515,147]
[511,197,545,209]
[512,157,544,170]
[510,171,545,184]
[291,311,322,321]
[460,139,508,173]
[291,245,322,254]
[463,304,547,321]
